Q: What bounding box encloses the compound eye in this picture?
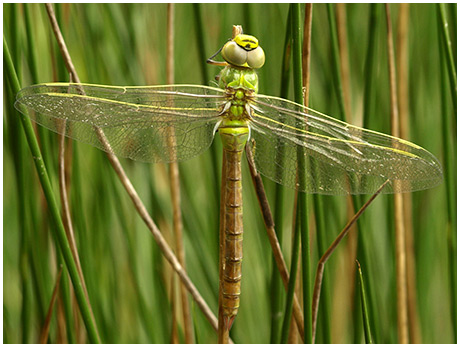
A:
[247,46,265,69]
[221,41,247,66]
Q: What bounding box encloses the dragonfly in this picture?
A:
[15,29,442,336]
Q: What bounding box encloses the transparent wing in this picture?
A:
[15,83,225,163]
[249,94,443,194]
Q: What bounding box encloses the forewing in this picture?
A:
[15,83,225,163]
[249,94,443,194]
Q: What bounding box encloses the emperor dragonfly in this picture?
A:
[15,29,442,338]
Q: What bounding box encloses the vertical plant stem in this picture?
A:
[362,3,380,129]
[302,4,313,107]
[354,5,381,343]
[327,3,346,120]
[438,10,457,342]
[396,3,421,343]
[437,3,457,114]
[270,8,292,343]
[280,218,301,344]
[39,266,63,344]
[166,6,180,342]
[336,5,360,344]
[335,3,352,120]
[57,258,75,343]
[385,4,409,343]
[192,4,210,85]
[7,9,32,340]
[356,261,373,344]
[170,273,179,343]
[327,4,362,344]
[296,3,312,344]
[166,4,193,343]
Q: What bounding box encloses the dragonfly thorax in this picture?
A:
[219,84,257,124]
[217,65,258,123]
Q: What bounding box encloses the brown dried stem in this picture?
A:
[336,4,352,121]
[302,4,313,107]
[39,266,63,343]
[385,4,408,343]
[396,4,421,343]
[165,4,193,343]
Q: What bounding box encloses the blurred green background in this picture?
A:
[3,3,456,343]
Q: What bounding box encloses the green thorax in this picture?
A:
[218,66,259,127]
[217,65,257,149]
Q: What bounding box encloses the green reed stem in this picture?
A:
[327,3,346,121]
[438,14,457,342]
[280,214,301,343]
[437,3,457,115]
[353,4,382,343]
[357,261,373,343]
[270,9,292,343]
[312,195,331,343]
[291,4,312,343]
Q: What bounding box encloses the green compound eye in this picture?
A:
[246,46,265,69]
[221,35,265,68]
[221,41,247,66]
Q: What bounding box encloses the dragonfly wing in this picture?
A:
[249,94,443,194]
[15,83,225,163]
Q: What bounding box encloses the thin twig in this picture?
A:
[45,4,81,84]
[385,4,408,343]
[245,144,305,341]
[39,266,63,344]
[44,2,221,336]
[311,179,389,343]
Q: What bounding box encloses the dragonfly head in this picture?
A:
[221,34,265,69]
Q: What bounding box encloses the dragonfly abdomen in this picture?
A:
[219,127,249,322]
